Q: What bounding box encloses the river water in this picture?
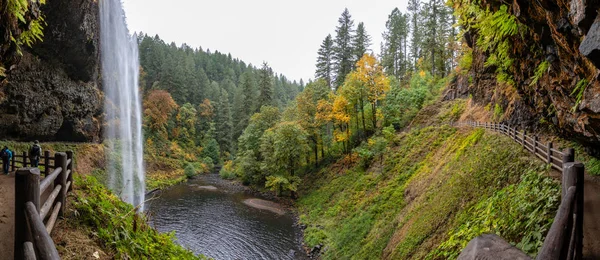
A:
[147,174,308,260]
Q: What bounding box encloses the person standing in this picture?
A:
[1,146,13,174]
[29,140,41,167]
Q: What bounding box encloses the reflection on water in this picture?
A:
[147,175,307,260]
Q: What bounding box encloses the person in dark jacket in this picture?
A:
[29,140,41,167]
[1,146,13,174]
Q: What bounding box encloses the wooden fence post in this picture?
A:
[11,154,15,172]
[66,150,74,192]
[547,142,553,164]
[563,148,575,168]
[522,130,527,148]
[44,150,50,177]
[14,167,41,258]
[533,136,538,154]
[54,152,68,217]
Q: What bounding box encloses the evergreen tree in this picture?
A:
[232,86,247,144]
[353,22,372,64]
[315,34,334,88]
[333,8,355,90]
[382,8,409,79]
[408,0,422,69]
[215,89,233,157]
[257,62,274,110]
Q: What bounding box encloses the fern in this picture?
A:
[571,79,588,111]
[529,61,549,87]
[18,16,46,48]
[7,0,47,54]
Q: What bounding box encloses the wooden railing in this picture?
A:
[14,151,74,260]
[453,121,584,260]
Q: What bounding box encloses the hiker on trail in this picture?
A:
[1,146,12,175]
[29,140,41,167]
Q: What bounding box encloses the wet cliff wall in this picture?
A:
[0,0,102,142]
[447,0,600,154]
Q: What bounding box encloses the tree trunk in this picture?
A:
[372,103,377,130]
[314,137,318,167]
[360,99,366,134]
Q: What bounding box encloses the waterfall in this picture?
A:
[100,0,145,209]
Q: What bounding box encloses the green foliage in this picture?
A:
[72,175,204,259]
[184,163,197,178]
[219,160,236,179]
[383,71,440,128]
[529,61,549,87]
[458,48,473,73]
[571,79,588,111]
[354,136,389,169]
[493,103,503,122]
[7,0,47,55]
[456,3,523,86]
[431,171,559,258]
[265,175,301,196]
[298,124,556,259]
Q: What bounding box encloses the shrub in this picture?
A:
[219,160,236,180]
[184,163,196,178]
[202,156,214,172]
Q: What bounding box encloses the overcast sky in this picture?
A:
[122,0,408,83]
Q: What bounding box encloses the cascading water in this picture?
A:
[100,0,145,208]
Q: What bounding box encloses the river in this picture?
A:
[147,174,308,260]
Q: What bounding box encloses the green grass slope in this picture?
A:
[298,101,560,259]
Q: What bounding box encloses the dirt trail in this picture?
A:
[582,174,600,260]
[548,168,600,259]
[0,173,14,260]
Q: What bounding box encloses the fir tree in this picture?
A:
[353,22,372,64]
[257,62,274,110]
[215,89,233,156]
[408,0,422,69]
[333,8,355,90]
[315,34,334,88]
[382,8,409,78]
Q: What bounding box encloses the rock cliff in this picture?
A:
[448,0,600,154]
[0,0,102,142]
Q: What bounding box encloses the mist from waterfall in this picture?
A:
[100,0,145,209]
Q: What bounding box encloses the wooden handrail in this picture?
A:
[25,202,60,260]
[40,184,61,220]
[537,186,576,259]
[453,121,584,260]
[39,167,62,195]
[14,151,75,260]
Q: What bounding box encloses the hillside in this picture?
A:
[298,99,560,259]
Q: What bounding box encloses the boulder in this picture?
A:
[458,234,531,260]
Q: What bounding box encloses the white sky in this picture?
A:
[122,0,408,83]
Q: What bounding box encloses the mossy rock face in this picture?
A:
[298,124,559,260]
[0,0,103,142]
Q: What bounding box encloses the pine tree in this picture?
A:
[315,34,334,88]
[333,8,355,90]
[257,62,274,110]
[353,22,372,64]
